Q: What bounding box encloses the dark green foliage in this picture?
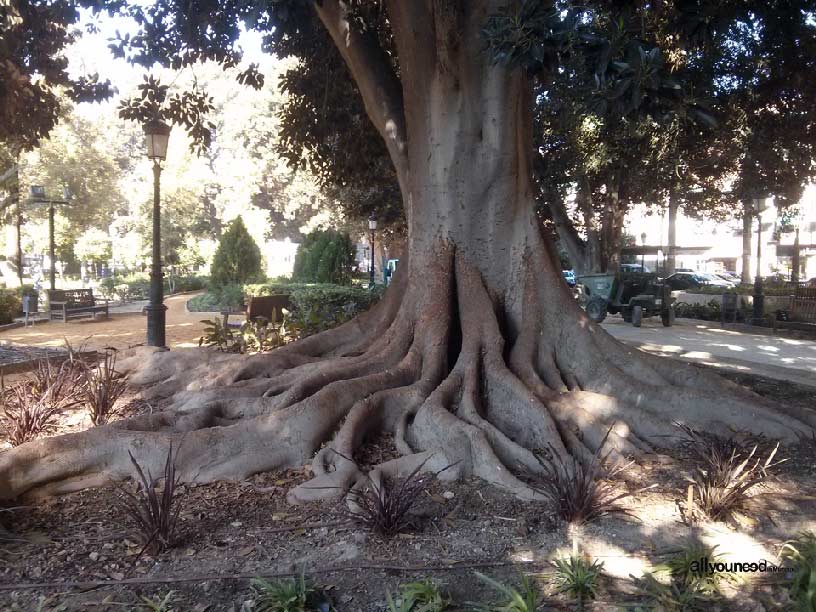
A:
[210,217,263,288]
[117,448,182,557]
[292,229,355,285]
[673,300,723,321]
[780,531,816,612]
[0,289,21,325]
[187,283,245,313]
[246,282,381,335]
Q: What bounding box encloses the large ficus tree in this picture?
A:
[2,0,814,503]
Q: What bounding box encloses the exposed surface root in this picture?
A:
[0,244,813,504]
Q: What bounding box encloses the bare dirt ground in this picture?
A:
[0,294,207,354]
[1,368,814,611]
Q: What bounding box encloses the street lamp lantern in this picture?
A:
[144,119,171,161]
[144,119,171,347]
[28,185,68,291]
[640,232,647,271]
[368,215,377,288]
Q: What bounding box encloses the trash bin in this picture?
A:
[721,292,738,325]
[22,292,39,326]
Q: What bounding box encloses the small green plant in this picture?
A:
[198,317,238,351]
[552,555,603,609]
[631,540,727,611]
[251,574,332,612]
[386,579,451,612]
[138,591,177,612]
[83,350,127,426]
[116,447,181,557]
[780,531,816,611]
[680,426,783,521]
[530,427,645,525]
[470,572,541,612]
[237,315,290,354]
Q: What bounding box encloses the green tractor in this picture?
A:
[578,271,675,327]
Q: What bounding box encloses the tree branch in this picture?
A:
[313,0,409,182]
[548,193,587,274]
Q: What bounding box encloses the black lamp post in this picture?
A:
[368,215,377,288]
[640,232,647,271]
[29,185,70,291]
[751,200,765,325]
[144,119,171,347]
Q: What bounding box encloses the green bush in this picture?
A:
[292,229,356,285]
[210,217,263,288]
[674,300,726,321]
[0,289,21,324]
[187,284,244,312]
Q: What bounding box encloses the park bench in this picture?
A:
[221,294,291,329]
[47,289,109,322]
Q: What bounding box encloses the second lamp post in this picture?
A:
[368,215,377,288]
[144,119,171,347]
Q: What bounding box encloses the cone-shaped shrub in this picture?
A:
[210,216,263,287]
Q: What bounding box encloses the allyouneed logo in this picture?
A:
[689,557,793,575]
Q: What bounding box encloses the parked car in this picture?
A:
[621,263,652,273]
[713,273,740,286]
[562,269,576,287]
[663,271,732,291]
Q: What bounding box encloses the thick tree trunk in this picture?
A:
[0,0,813,503]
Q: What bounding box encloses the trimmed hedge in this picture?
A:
[684,283,798,297]
[190,282,384,338]
[0,289,22,325]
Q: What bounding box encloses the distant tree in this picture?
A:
[210,217,263,287]
[74,227,112,275]
[292,229,355,285]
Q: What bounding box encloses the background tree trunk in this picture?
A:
[666,190,678,275]
[742,203,753,283]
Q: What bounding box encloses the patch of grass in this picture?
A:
[83,349,127,426]
[680,426,783,521]
[470,572,541,612]
[631,540,727,611]
[138,591,177,612]
[552,555,604,608]
[343,454,449,537]
[116,447,181,557]
[251,574,333,612]
[386,579,451,612]
[780,531,816,611]
[530,427,646,525]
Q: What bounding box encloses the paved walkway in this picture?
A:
[0,293,208,353]
[603,316,816,388]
